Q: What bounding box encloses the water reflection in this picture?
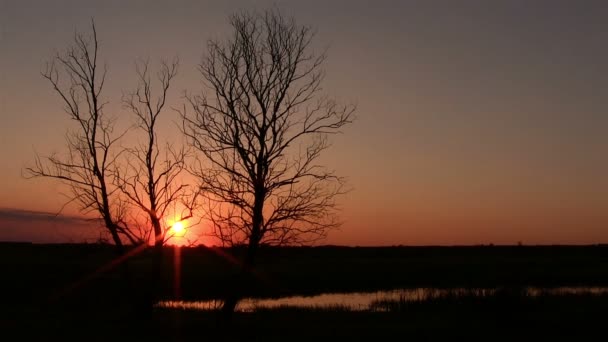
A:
[156,287,608,312]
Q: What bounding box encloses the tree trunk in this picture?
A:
[149,213,164,306]
[106,221,124,254]
[151,215,163,248]
[153,235,165,303]
[221,239,259,316]
[220,187,264,320]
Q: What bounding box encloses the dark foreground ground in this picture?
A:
[1,243,608,340]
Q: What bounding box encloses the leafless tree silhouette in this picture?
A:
[181,9,354,313]
[25,21,139,252]
[116,58,197,248]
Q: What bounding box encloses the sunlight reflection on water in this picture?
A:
[156,286,608,312]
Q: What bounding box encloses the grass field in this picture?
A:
[2,243,608,340]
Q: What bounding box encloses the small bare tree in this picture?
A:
[26,21,138,252]
[117,58,195,248]
[182,9,354,312]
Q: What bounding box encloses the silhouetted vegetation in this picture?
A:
[181,8,354,314]
[2,244,608,340]
[26,21,194,252]
[3,244,608,303]
[25,21,139,251]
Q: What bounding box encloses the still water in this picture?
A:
[156,287,608,312]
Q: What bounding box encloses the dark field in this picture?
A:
[2,243,608,341]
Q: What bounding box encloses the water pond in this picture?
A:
[157,286,608,312]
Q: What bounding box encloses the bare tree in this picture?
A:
[117,58,196,248]
[181,9,354,313]
[26,21,139,252]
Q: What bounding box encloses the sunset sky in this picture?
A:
[1,0,607,245]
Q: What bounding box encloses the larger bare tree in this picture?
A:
[182,9,355,313]
[26,21,138,252]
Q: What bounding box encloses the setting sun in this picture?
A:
[171,221,185,236]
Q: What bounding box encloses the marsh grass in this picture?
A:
[3,244,608,340]
[148,290,608,341]
[368,286,608,313]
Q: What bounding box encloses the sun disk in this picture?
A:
[172,221,185,236]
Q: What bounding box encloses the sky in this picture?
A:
[1,0,607,246]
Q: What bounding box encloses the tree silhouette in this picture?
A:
[116,58,196,248]
[181,9,354,313]
[26,21,139,252]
